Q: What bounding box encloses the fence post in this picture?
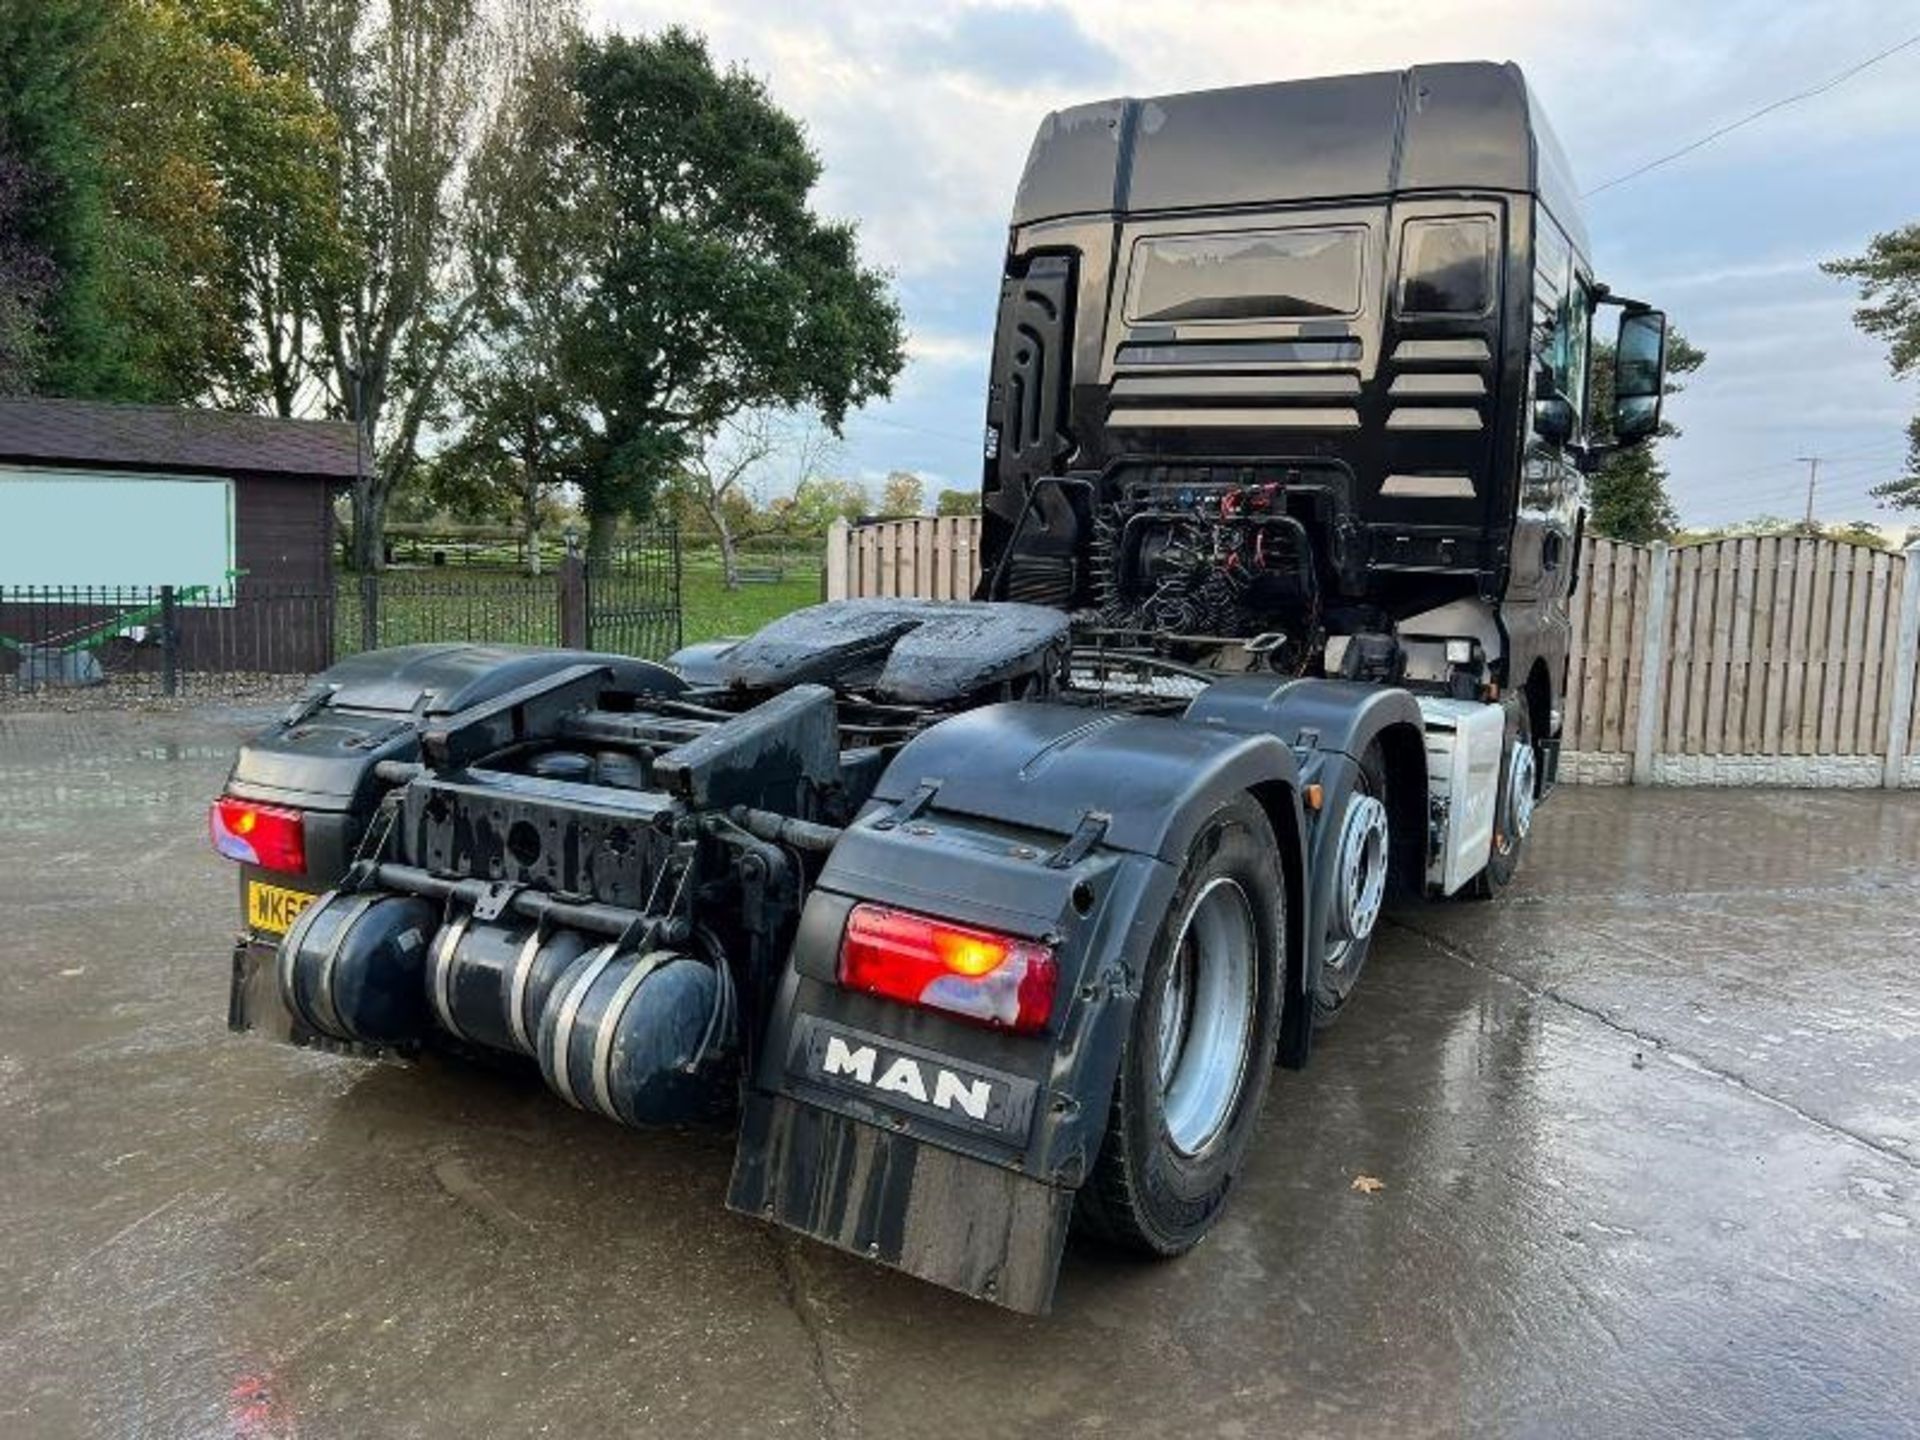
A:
[358,572,379,653]
[1632,541,1671,785]
[558,544,588,650]
[671,522,683,653]
[159,585,179,697]
[825,518,850,601]
[1883,542,1920,789]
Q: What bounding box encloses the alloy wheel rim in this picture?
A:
[1156,876,1257,1157]
[1498,741,1537,856]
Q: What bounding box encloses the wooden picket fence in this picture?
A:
[825,518,1920,786]
[1569,535,1916,758]
[825,515,982,602]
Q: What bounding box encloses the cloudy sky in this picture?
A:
[589,0,1920,526]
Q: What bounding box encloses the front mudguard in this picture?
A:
[1186,677,1430,1064]
[728,702,1306,1312]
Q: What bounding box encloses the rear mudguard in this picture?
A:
[1185,677,1429,1065]
[728,701,1307,1313]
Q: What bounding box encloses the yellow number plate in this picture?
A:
[248,880,316,936]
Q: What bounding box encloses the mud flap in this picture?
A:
[229,934,300,1041]
[228,933,406,1058]
[727,1093,1073,1315]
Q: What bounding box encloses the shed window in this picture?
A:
[1398,217,1495,316]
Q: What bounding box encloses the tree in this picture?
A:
[0,0,347,407]
[444,18,589,572]
[1824,225,1920,511]
[879,471,925,518]
[93,0,350,410]
[1828,519,1887,547]
[87,0,251,403]
[1677,513,1897,549]
[0,146,59,391]
[393,448,511,524]
[198,0,353,417]
[935,487,981,517]
[282,0,503,570]
[435,389,585,569]
[560,29,905,560]
[0,0,125,397]
[670,410,831,587]
[766,476,868,537]
[1585,329,1706,543]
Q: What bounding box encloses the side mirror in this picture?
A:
[1612,308,1667,444]
[1534,394,1575,445]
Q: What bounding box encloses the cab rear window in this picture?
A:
[1397,217,1495,316]
[1126,228,1364,323]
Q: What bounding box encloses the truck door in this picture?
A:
[1511,206,1589,606]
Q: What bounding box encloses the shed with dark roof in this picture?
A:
[0,399,361,677]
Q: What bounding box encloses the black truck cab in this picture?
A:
[980,61,1666,769]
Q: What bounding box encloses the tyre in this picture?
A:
[1077,793,1286,1256]
[1312,740,1390,1025]
[1467,700,1536,899]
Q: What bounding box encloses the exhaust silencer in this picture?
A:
[280,889,737,1124]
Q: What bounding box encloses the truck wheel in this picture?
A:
[1467,702,1536,899]
[1313,741,1390,1025]
[1077,793,1285,1256]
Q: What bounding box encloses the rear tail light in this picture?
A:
[837,903,1057,1034]
[210,797,307,874]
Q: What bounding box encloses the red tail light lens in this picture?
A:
[210,797,306,873]
[838,903,1057,1034]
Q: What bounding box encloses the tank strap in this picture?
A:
[310,893,379,1038]
[274,886,333,1023]
[588,950,677,1122]
[504,922,546,1054]
[428,910,474,1041]
[545,944,620,1109]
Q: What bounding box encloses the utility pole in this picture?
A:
[1796,455,1822,534]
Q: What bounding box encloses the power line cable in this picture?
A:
[1681,472,1908,520]
[1584,29,1920,197]
[853,411,978,446]
[1679,488,1887,519]
[1689,453,1905,496]
[1650,438,1905,501]
[1683,476,1899,514]
[1686,436,1908,485]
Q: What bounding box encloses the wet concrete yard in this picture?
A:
[2,707,1916,1438]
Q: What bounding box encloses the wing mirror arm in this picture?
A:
[1571,441,1618,475]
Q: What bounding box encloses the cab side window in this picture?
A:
[1564,273,1592,431]
[1530,213,1592,446]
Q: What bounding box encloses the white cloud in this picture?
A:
[904,330,988,369]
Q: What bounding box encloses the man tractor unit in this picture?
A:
[214,63,1668,1312]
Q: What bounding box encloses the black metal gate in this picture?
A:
[584,525,683,659]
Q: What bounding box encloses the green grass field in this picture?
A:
[679,560,821,644]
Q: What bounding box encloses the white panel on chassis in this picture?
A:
[1417,696,1506,894]
[1397,597,1505,684]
